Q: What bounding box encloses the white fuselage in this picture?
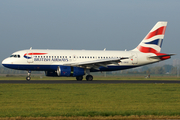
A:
[2,49,159,72]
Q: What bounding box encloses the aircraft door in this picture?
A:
[131,53,138,64]
[27,51,33,63]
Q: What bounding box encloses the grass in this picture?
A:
[0,84,180,118]
[0,75,180,80]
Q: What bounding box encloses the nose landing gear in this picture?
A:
[26,71,31,81]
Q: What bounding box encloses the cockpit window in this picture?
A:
[10,54,21,58]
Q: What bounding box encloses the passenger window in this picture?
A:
[69,56,71,58]
[18,55,20,58]
[57,56,59,58]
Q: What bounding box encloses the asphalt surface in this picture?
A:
[0,80,180,84]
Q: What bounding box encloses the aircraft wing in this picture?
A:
[64,57,129,69]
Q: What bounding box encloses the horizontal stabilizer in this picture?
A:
[149,54,175,59]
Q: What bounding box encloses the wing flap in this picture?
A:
[64,57,129,69]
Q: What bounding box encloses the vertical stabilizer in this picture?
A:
[132,21,167,53]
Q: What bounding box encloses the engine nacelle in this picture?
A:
[57,66,85,77]
[45,66,85,77]
[45,71,58,77]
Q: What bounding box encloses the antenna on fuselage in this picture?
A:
[104,48,106,51]
[30,47,32,50]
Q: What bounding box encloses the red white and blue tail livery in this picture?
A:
[2,21,175,81]
[133,21,166,53]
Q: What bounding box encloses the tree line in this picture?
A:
[119,64,179,75]
[0,67,43,75]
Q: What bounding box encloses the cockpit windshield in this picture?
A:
[10,54,20,58]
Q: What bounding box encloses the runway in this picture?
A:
[0,80,180,84]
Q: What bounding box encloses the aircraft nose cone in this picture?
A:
[2,58,17,69]
[2,58,11,67]
[2,59,6,65]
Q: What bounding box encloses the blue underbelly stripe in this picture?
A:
[2,64,138,72]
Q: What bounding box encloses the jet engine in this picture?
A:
[45,66,85,77]
[57,66,85,77]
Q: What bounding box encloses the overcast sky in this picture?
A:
[0,0,180,64]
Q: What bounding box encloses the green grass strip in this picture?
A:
[0,84,180,117]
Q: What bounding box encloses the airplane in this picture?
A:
[2,21,175,81]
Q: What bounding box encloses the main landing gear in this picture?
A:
[76,69,93,81]
[85,69,93,81]
[86,75,93,81]
[76,76,83,81]
[26,71,31,81]
[75,75,93,81]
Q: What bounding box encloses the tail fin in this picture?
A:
[132,21,167,53]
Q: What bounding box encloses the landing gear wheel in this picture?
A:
[86,75,93,81]
[76,76,83,81]
[26,76,31,81]
[26,70,31,81]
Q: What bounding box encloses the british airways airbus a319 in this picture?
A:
[2,21,175,81]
